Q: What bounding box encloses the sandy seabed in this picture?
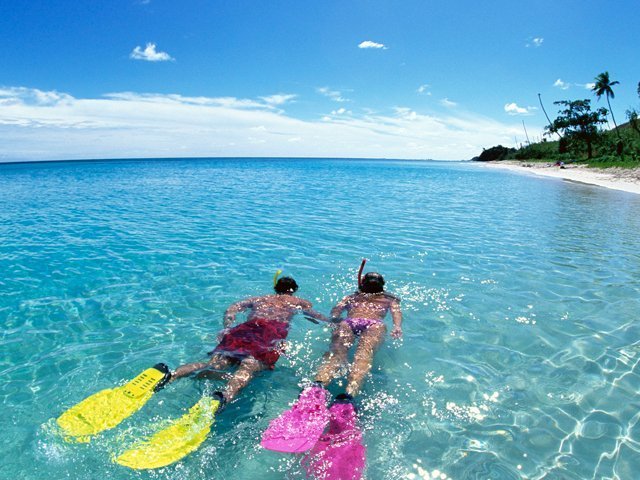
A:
[481,161,640,195]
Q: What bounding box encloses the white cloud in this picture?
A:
[317,87,349,103]
[394,107,418,120]
[105,92,268,109]
[504,103,535,116]
[417,84,432,95]
[358,40,387,50]
[259,94,297,107]
[331,108,350,115]
[526,37,544,47]
[130,43,173,62]
[552,79,596,91]
[440,98,457,108]
[0,87,73,106]
[0,86,533,161]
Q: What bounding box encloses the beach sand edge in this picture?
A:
[479,161,640,195]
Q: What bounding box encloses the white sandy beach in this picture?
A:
[482,161,640,195]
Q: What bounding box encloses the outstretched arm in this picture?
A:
[298,299,330,323]
[223,298,255,328]
[390,298,403,338]
[302,307,330,323]
[329,295,351,322]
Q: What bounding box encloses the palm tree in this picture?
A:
[592,71,621,142]
[538,93,561,139]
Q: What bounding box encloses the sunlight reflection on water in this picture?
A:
[1,158,640,479]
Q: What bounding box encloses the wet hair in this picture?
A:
[359,272,385,293]
[274,276,298,294]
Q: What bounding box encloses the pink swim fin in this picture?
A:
[261,385,330,453]
[302,400,366,480]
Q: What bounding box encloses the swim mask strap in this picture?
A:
[357,258,367,288]
[273,269,283,287]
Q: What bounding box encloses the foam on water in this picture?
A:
[1,158,640,479]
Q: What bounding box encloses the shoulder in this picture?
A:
[238,295,265,305]
[383,292,401,303]
[338,293,358,305]
[296,297,313,308]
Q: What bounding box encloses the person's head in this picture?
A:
[274,276,298,295]
[359,272,385,293]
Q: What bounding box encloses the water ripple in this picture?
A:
[1,159,640,478]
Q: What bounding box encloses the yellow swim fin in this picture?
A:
[57,363,171,443]
[115,394,221,470]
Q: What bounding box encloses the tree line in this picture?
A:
[476,72,640,164]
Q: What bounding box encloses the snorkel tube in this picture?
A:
[273,269,283,287]
[357,258,367,289]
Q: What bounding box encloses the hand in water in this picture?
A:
[390,326,403,339]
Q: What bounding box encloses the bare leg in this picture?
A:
[196,368,231,381]
[222,356,266,403]
[171,354,234,382]
[345,323,386,397]
[314,322,355,386]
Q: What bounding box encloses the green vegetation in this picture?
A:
[476,145,515,161]
[626,81,640,139]
[476,72,640,168]
[592,71,622,143]
[546,99,608,159]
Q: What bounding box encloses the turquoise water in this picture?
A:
[1,158,640,480]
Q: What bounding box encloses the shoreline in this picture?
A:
[481,161,640,195]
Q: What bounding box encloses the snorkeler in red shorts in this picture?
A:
[170,275,328,404]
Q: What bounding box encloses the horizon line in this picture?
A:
[0,156,469,167]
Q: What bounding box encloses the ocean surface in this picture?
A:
[1,158,640,480]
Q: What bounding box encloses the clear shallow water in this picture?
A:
[1,158,640,480]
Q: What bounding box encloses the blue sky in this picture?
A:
[1,0,638,161]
